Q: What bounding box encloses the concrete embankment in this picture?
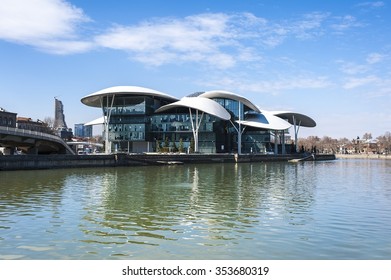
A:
[336,154,390,160]
[0,153,336,171]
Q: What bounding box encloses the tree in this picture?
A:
[171,138,178,153]
[363,133,372,141]
[178,138,184,153]
[337,137,351,154]
[377,131,391,154]
[43,117,54,128]
[189,137,195,153]
[42,116,55,134]
[320,136,337,153]
[155,139,161,152]
[298,136,320,152]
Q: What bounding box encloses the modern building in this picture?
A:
[81,86,316,154]
[74,123,93,138]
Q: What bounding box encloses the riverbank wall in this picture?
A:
[336,154,390,160]
[0,153,336,171]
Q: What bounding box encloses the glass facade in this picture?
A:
[150,113,219,153]
[103,95,169,152]
[102,94,283,154]
[242,130,274,153]
[74,123,92,138]
[213,98,242,118]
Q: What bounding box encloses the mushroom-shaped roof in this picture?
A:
[269,111,316,127]
[197,90,260,113]
[237,111,292,130]
[81,86,179,107]
[155,97,231,120]
[84,116,106,126]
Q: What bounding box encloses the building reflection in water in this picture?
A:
[75,163,316,257]
[0,163,317,259]
[2,160,390,259]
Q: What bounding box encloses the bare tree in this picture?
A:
[362,132,372,141]
[298,136,320,153]
[320,136,338,154]
[377,131,391,154]
[42,117,55,134]
[337,137,351,154]
[43,117,54,128]
[295,132,390,155]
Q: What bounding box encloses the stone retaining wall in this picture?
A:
[0,153,336,171]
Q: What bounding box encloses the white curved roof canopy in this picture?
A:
[198,90,261,113]
[81,86,179,107]
[155,97,231,120]
[84,116,106,126]
[269,111,316,127]
[238,111,292,130]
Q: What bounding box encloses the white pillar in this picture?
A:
[292,115,301,153]
[237,101,242,155]
[189,108,204,153]
[101,94,115,154]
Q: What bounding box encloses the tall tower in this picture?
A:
[53,98,68,130]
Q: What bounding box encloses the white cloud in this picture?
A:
[95,13,243,68]
[255,76,332,94]
[364,76,391,98]
[290,12,329,39]
[200,74,332,95]
[93,11,343,68]
[0,0,91,54]
[330,15,362,32]
[356,1,385,8]
[343,75,380,89]
[338,61,369,75]
[95,14,227,65]
[0,3,366,67]
[339,52,390,96]
[36,39,93,55]
[366,52,387,64]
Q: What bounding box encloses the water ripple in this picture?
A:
[1,162,390,259]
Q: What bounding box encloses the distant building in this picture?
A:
[17,117,53,134]
[53,98,73,140]
[0,107,17,128]
[74,123,93,138]
[54,98,68,129]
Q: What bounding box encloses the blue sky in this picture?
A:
[0,0,390,139]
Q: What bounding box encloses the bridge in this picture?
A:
[0,126,74,155]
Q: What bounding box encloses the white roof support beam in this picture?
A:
[188,108,204,153]
[100,94,115,154]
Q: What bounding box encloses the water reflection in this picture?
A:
[1,160,390,259]
[74,163,319,258]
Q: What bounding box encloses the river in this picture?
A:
[0,159,390,259]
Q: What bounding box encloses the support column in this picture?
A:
[237,101,242,155]
[189,108,204,153]
[292,116,301,153]
[101,94,115,154]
